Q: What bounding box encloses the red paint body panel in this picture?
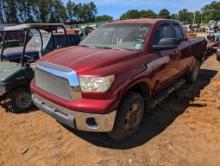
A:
[31,19,207,114]
[31,81,118,113]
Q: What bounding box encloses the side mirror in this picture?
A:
[152,38,177,50]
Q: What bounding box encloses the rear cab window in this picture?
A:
[173,23,184,40]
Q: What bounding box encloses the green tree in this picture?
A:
[170,13,178,20]
[202,1,220,23]
[0,0,98,23]
[3,0,19,23]
[140,10,157,18]
[49,0,67,22]
[159,9,170,19]
[87,2,97,22]
[194,11,202,24]
[36,0,51,22]
[17,0,35,22]
[96,15,113,22]
[120,9,157,20]
[178,9,194,24]
[120,10,141,20]
[73,2,97,22]
[66,0,76,22]
[0,0,4,23]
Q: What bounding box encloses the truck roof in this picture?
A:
[3,23,65,32]
[109,18,180,25]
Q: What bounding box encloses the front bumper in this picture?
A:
[32,94,117,132]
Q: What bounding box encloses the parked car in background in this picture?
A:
[0,23,80,113]
[0,39,23,48]
[183,24,191,32]
[3,30,80,63]
[0,28,27,42]
[78,26,96,40]
[0,25,30,47]
[31,19,207,141]
[207,31,220,42]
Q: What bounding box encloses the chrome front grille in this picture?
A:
[35,62,81,101]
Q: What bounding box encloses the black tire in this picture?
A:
[108,91,144,141]
[185,60,200,84]
[5,87,33,113]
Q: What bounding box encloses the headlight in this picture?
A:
[79,75,114,92]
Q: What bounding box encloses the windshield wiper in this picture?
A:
[96,46,112,49]
[80,45,135,51]
[93,46,123,50]
[80,44,99,49]
[112,47,126,50]
[79,44,90,48]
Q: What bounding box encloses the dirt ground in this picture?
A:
[0,55,220,166]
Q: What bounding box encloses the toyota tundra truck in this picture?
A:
[31,19,207,141]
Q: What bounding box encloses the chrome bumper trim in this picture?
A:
[32,94,116,132]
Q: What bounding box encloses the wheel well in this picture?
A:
[5,84,30,96]
[196,52,206,64]
[129,82,150,102]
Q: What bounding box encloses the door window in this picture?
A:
[153,24,173,45]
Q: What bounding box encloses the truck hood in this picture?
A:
[40,46,138,74]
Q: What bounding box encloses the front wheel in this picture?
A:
[108,91,144,141]
[5,87,33,113]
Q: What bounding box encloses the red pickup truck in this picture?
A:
[31,19,207,141]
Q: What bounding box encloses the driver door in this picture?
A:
[151,23,180,92]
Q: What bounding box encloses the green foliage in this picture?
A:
[202,1,220,23]
[66,0,76,22]
[159,9,170,19]
[194,11,203,24]
[0,0,97,23]
[120,9,157,20]
[170,14,178,20]
[140,10,157,18]
[0,0,220,24]
[1,0,19,23]
[96,15,113,22]
[177,9,194,24]
[49,0,67,22]
[119,1,220,25]
[120,10,141,20]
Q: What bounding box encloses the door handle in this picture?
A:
[169,50,181,60]
[174,50,181,56]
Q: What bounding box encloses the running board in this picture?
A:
[148,79,186,109]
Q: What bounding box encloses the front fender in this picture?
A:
[117,75,152,101]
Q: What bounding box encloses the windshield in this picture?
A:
[80,24,150,51]
[27,34,50,49]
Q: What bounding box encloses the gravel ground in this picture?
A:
[0,54,220,166]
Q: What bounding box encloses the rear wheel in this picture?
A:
[108,91,144,141]
[185,60,200,84]
[6,87,33,113]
